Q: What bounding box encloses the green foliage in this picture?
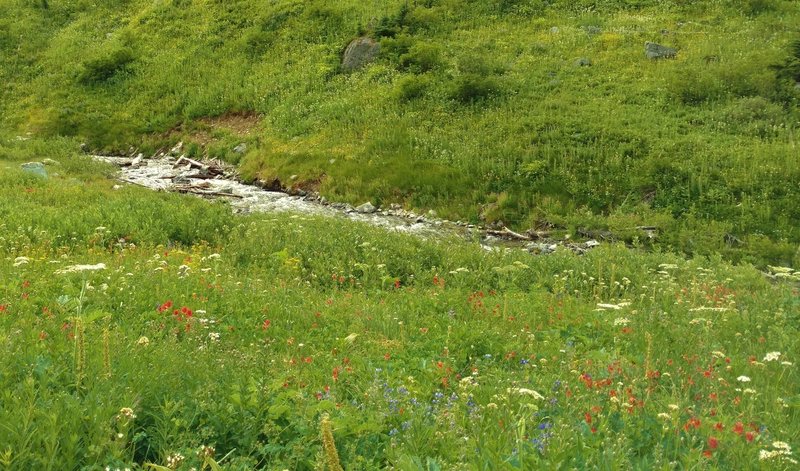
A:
[77,47,136,85]
[449,74,502,104]
[395,74,432,101]
[399,42,443,73]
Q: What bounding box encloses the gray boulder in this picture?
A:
[645,42,677,59]
[233,143,247,154]
[341,37,380,72]
[355,202,377,214]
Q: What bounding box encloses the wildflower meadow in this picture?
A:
[0,146,798,469]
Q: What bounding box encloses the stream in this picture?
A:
[95,155,600,255]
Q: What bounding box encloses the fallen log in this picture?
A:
[174,156,224,176]
[173,187,243,199]
[118,178,151,188]
[485,227,531,241]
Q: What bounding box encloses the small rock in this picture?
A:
[131,154,144,168]
[575,58,592,67]
[427,209,437,217]
[170,142,183,156]
[584,240,601,248]
[112,185,122,190]
[527,242,558,254]
[79,143,89,153]
[233,143,247,154]
[583,26,602,36]
[645,42,677,60]
[20,162,47,178]
[355,202,376,214]
[289,175,298,180]
[42,158,60,166]
[341,37,381,72]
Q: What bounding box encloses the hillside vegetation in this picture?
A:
[1,140,798,469]
[1,0,799,265]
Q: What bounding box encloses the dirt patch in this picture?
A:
[292,174,327,193]
[198,112,261,136]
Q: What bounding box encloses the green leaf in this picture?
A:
[314,400,335,412]
[268,404,290,418]
[144,464,172,471]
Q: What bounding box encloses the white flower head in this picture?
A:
[772,441,791,452]
[13,256,30,267]
[737,375,751,382]
[763,352,781,362]
[55,263,106,275]
[509,388,544,400]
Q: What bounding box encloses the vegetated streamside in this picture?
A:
[95,154,604,255]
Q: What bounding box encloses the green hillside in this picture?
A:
[1,0,799,265]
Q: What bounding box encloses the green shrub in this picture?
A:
[773,39,800,82]
[449,74,502,104]
[77,48,135,85]
[742,0,777,16]
[399,42,443,73]
[374,3,410,38]
[395,74,432,102]
[668,68,725,105]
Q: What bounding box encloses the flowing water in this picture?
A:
[96,155,597,254]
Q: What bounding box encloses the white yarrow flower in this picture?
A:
[737,375,751,382]
[509,388,544,400]
[13,256,30,267]
[772,442,791,452]
[55,263,106,274]
[763,352,781,362]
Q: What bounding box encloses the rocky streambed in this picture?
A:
[94,154,602,255]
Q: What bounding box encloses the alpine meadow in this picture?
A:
[0,0,799,470]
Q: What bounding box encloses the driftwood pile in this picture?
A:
[169,157,241,198]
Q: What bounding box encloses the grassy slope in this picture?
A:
[1,139,798,469]
[1,0,799,267]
